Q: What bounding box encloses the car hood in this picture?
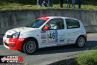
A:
[5,27,37,35]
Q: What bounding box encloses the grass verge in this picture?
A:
[0,3,97,11]
[76,50,97,65]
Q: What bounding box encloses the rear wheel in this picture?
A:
[76,36,86,48]
[23,39,37,55]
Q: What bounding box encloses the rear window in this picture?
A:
[66,19,80,29]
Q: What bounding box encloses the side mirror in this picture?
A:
[43,26,49,31]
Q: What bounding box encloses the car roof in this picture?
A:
[39,16,78,20]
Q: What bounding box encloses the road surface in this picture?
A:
[0,33,97,65]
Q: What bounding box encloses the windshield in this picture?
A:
[27,19,46,28]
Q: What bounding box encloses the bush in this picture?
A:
[76,50,97,65]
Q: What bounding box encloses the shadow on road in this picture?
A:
[33,41,97,55]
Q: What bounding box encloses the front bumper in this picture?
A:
[3,38,25,51]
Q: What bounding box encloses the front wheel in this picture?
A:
[76,36,86,48]
[22,39,37,55]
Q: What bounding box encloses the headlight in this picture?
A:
[12,32,20,38]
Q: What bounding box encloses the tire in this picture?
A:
[22,39,37,55]
[76,36,86,48]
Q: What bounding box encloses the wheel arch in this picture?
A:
[76,35,87,43]
[22,37,39,49]
[80,35,87,41]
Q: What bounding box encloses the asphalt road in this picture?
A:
[0,33,97,65]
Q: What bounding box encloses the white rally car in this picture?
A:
[3,16,87,54]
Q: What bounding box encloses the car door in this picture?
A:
[65,18,81,44]
[44,18,66,46]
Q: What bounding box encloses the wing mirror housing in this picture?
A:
[42,26,49,31]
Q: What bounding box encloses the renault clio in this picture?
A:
[3,16,87,54]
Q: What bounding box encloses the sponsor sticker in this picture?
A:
[47,30,58,43]
[0,56,23,63]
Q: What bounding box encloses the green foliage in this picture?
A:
[76,50,97,65]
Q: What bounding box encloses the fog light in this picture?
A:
[11,44,15,47]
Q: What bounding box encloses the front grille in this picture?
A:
[7,35,12,38]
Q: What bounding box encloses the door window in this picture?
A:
[46,18,64,30]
